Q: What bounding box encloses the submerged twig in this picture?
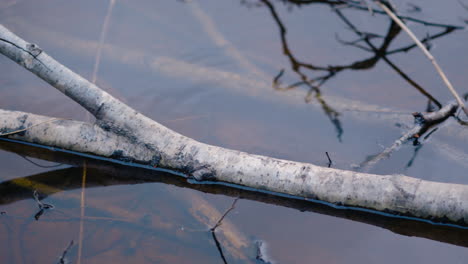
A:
[375,1,468,117]
[255,240,274,264]
[32,189,54,220]
[58,240,74,264]
[359,101,458,171]
[210,198,239,264]
[211,198,239,231]
[19,155,63,168]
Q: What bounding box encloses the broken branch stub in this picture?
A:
[1,24,468,225]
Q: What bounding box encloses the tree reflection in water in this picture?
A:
[248,0,461,140]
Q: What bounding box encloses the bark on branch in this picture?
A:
[1,24,468,226]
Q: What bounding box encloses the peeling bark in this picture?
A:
[1,24,468,226]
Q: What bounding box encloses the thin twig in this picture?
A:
[210,198,239,264]
[334,8,443,108]
[211,198,239,231]
[345,1,464,29]
[325,152,332,167]
[375,1,468,116]
[19,155,63,168]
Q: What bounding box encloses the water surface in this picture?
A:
[1,0,468,263]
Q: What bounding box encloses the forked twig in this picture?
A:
[359,101,458,171]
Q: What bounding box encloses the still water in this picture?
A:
[1,0,468,263]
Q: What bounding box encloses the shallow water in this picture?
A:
[1,0,468,263]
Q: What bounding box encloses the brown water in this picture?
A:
[1,0,468,263]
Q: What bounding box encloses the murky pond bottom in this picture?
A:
[1,0,468,263]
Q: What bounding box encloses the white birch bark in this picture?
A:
[1,24,467,225]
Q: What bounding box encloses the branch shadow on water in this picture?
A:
[251,0,461,141]
[1,139,468,251]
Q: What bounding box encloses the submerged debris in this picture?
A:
[358,101,458,171]
[210,198,239,264]
[255,240,275,264]
[57,240,74,264]
[33,189,54,220]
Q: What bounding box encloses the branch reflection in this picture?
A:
[253,0,461,140]
[1,139,468,249]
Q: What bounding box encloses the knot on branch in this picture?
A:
[411,101,458,139]
[26,43,42,57]
[191,166,216,181]
[22,43,43,69]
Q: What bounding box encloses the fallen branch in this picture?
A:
[0,117,68,137]
[1,141,468,248]
[1,24,468,225]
